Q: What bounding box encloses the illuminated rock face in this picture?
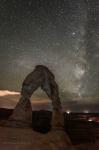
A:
[9,65,63,129]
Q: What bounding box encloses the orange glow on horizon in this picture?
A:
[0,90,20,96]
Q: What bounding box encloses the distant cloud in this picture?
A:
[0,90,20,108]
[0,90,20,96]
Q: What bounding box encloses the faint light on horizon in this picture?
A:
[96,120,99,123]
[66,110,71,114]
[88,119,92,122]
[84,110,89,113]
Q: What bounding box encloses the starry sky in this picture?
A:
[0,0,99,111]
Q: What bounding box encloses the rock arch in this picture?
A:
[9,65,64,129]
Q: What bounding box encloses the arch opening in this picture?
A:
[30,87,52,111]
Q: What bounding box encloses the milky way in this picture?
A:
[0,0,99,109]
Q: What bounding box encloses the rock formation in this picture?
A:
[9,65,64,129]
[0,65,76,150]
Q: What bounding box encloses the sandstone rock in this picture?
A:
[9,65,64,129]
[9,97,32,127]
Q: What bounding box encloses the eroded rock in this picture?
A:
[9,65,64,129]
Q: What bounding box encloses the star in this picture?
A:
[72,32,76,36]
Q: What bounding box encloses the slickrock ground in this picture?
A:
[0,126,75,150]
[0,126,99,150]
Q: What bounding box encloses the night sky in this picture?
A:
[0,0,99,111]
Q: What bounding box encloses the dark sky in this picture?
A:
[0,0,99,111]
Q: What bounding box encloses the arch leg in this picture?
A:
[9,96,32,126]
[41,79,64,130]
[9,83,40,127]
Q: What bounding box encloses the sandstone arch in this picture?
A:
[9,65,64,129]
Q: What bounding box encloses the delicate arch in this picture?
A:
[9,65,64,129]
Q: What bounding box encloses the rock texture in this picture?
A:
[0,126,76,150]
[9,65,64,129]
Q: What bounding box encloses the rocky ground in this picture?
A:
[0,126,99,150]
[0,108,99,150]
[0,126,75,150]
